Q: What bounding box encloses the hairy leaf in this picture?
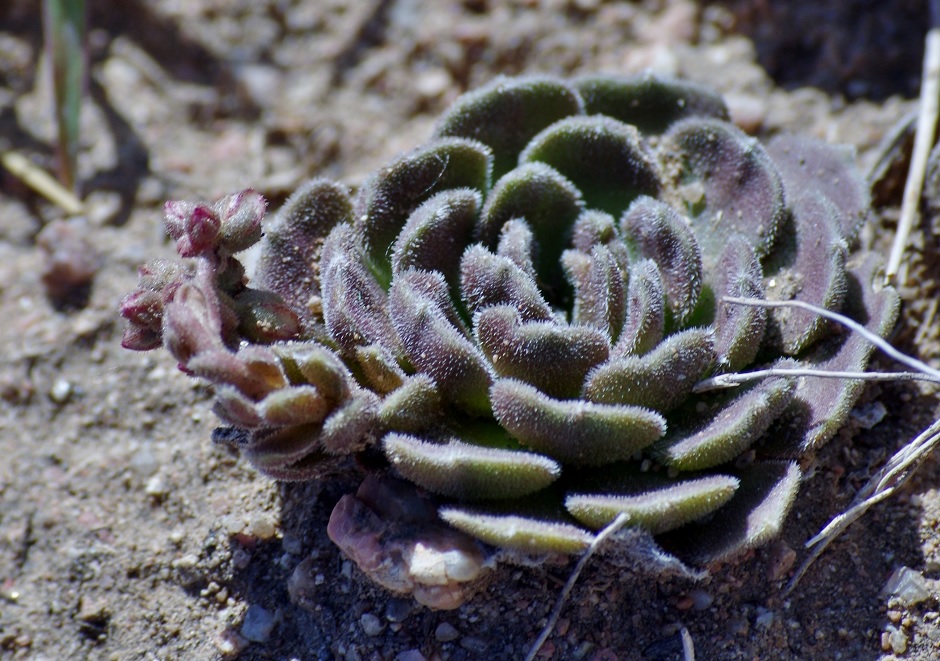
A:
[460,245,553,321]
[613,259,666,357]
[711,236,766,371]
[439,507,593,554]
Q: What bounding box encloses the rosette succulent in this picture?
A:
[121,74,898,608]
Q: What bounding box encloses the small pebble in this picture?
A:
[435,621,460,642]
[395,650,426,661]
[360,612,385,637]
[49,379,73,404]
[241,605,276,643]
[385,597,415,623]
[882,625,909,654]
[214,628,248,655]
[144,475,167,497]
[883,566,932,606]
[755,608,775,629]
[459,635,488,653]
[689,588,714,611]
[246,514,277,539]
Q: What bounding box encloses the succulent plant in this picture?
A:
[121,73,898,608]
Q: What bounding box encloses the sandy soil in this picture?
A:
[2,1,940,659]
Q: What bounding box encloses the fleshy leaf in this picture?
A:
[187,346,287,401]
[475,306,609,399]
[660,461,801,565]
[378,375,442,433]
[621,196,703,325]
[390,269,494,416]
[391,188,481,285]
[566,473,739,534]
[439,507,593,555]
[613,259,666,357]
[276,342,353,405]
[242,423,327,476]
[662,117,785,260]
[711,236,766,371]
[383,433,561,500]
[355,138,493,282]
[575,73,729,134]
[764,254,900,455]
[232,288,303,344]
[319,390,380,454]
[490,379,665,465]
[478,162,584,290]
[258,385,331,428]
[460,245,553,321]
[655,373,795,471]
[565,245,627,341]
[433,75,584,180]
[520,116,662,218]
[254,179,352,316]
[767,134,869,244]
[355,343,406,394]
[763,192,848,355]
[495,218,538,278]
[320,225,402,356]
[584,328,715,411]
[213,386,265,429]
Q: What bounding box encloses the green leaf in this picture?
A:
[378,375,442,433]
[575,72,729,135]
[475,306,609,399]
[460,245,553,321]
[566,473,739,534]
[565,245,627,341]
[434,75,584,180]
[383,433,561,500]
[390,269,494,416]
[585,328,715,411]
[613,259,665,357]
[439,507,593,554]
[520,116,662,217]
[710,236,766,371]
[491,378,665,465]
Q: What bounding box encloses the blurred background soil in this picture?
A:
[2,1,940,659]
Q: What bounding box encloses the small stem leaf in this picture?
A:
[585,328,715,411]
[434,75,584,180]
[384,433,561,500]
[566,245,627,341]
[491,378,665,465]
[378,375,442,433]
[575,73,729,135]
[566,473,739,534]
[496,218,539,278]
[258,385,330,428]
[521,116,663,218]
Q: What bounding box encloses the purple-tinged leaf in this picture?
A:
[355,138,493,279]
[478,162,583,289]
[242,424,336,481]
[213,386,265,429]
[475,306,609,399]
[491,378,665,465]
[232,288,303,344]
[383,433,561,500]
[258,385,330,428]
[390,269,494,416]
[621,196,703,325]
[584,328,715,411]
[660,461,801,565]
[613,259,665,357]
[575,72,729,135]
[187,346,287,401]
[433,75,584,180]
[767,134,869,244]
[255,179,352,316]
[711,236,766,371]
[275,342,353,406]
[355,343,406,394]
[320,390,380,454]
[763,192,848,355]
[391,188,481,284]
[496,218,538,278]
[662,118,785,260]
[564,245,626,341]
[320,224,402,356]
[460,245,553,321]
